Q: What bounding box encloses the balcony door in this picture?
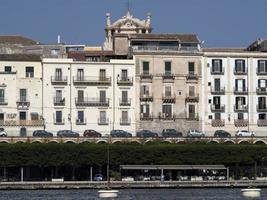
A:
[55,68,62,80]
[77,69,84,81]
[122,91,128,103]
[142,61,149,75]
[20,89,27,102]
[236,97,246,109]
[165,86,172,97]
[212,59,222,72]
[77,90,84,102]
[141,85,149,96]
[122,111,128,121]
[141,104,150,117]
[235,60,245,73]
[188,104,195,119]
[188,62,195,75]
[213,96,221,109]
[100,91,106,103]
[0,89,4,103]
[100,111,106,122]
[235,79,245,92]
[19,112,26,120]
[121,70,128,81]
[258,97,266,109]
[99,69,106,81]
[162,104,172,118]
[214,79,221,91]
[78,111,84,123]
[189,86,195,97]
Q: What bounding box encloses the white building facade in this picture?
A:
[42,58,135,136]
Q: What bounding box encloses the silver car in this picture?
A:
[187,129,205,138]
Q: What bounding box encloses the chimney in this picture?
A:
[57,35,61,44]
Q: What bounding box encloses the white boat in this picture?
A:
[241,188,261,198]
[98,190,119,198]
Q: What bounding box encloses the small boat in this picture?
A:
[98,190,119,198]
[241,188,261,198]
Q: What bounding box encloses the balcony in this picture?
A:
[234,105,248,112]
[186,114,199,121]
[119,98,131,106]
[256,68,267,75]
[160,113,175,121]
[117,77,133,86]
[233,87,248,95]
[185,94,199,102]
[234,119,248,127]
[256,87,267,95]
[140,94,153,102]
[211,67,224,75]
[0,120,44,126]
[98,118,109,125]
[16,98,30,109]
[234,69,247,75]
[257,105,267,112]
[186,72,198,80]
[132,45,179,52]
[73,76,111,86]
[211,119,225,127]
[140,114,153,121]
[140,73,153,82]
[211,87,225,95]
[0,98,8,105]
[162,73,175,82]
[76,118,87,125]
[54,118,65,125]
[210,104,225,112]
[51,76,68,85]
[120,118,131,125]
[75,98,109,107]
[162,94,176,103]
[54,97,65,106]
[257,119,267,126]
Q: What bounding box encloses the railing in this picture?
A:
[186,72,198,80]
[256,68,267,75]
[54,118,65,125]
[180,46,199,51]
[160,114,175,120]
[140,114,153,121]
[73,76,111,86]
[233,68,247,75]
[257,119,267,126]
[210,104,225,112]
[117,77,133,86]
[119,98,131,106]
[162,94,176,103]
[51,76,68,84]
[186,114,199,121]
[98,118,109,125]
[120,118,131,125]
[75,98,109,107]
[0,98,8,105]
[0,120,44,126]
[257,105,267,112]
[76,118,87,125]
[140,94,153,102]
[54,97,65,106]
[211,67,224,75]
[140,73,153,80]
[132,45,179,52]
[211,87,225,94]
[234,105,248,112]
[256,87,267,95]
[16,98,30,108]
[162,73,175,80]
[185,94,199,102]
[211,119,225,127]
[234,119,248,127]
[233,87,248,94]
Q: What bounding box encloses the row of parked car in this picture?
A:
[0,128,257,138]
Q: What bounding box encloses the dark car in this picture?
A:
[94,174,103,181]
[33,130,53,137]
[162,129,183,138]
[110,130,132,138]
[57,130,79,137]
[83,129,101,137]
[136,130,158,138]
[214,130,231,138]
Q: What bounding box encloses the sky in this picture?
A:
[1,0,267,47]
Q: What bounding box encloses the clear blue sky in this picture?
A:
[1,0,267,47]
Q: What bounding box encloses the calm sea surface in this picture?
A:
[0,189,265,200]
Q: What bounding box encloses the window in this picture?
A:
[188,62,195,75]
[99,69,106,80]
[258,60,267,73]
[19,112,26,120]
[0,89,4,103]
[214,113,221,120]
[162,104,172,117]
[235,79,246,91]
[258,97,266,109]
[31,113,39,120]
[122,91,128,103]
[214,79,221,91]
[122,110,128,120]
[188,104,195,118]
[212,59,222,72]
[165,86,172,97]
[25,67,34,78]
[4,66,11,73]
[100,111,106,122]
[77,90,84,102]
[77,69,84,81]
[20,89,27,102]
[100,90,106,102]
[235,60,245,73]
[237,113,244,120]
[77,111,84,123]
[259,113,266,120]
[258,79,267,89]
[213,96,221,108]
[143,61,149,74]
[56,90,62,100]
[140,85,149,96]
[0,113,4,121]
[56,111,62,123]
[55,68,62,80]
[141,104,150,116]
[121,70,128,81]
[165,61,171,75]
[235,97,246,109]
[208,115,212,120]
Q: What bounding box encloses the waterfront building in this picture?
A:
[42,58,135,135]
[0,54,44,136]
[202,39,267,136]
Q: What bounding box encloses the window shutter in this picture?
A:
[219,60,222,72]
[242,79,246,90]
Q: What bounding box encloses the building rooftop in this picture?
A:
[0,54,41,61]
[0,36,39,45]
[203,48,246,52]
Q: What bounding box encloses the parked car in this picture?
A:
[162,129,183,138]
[110,130,132,138]
[93,174,103,181]
[57,130,79,137]
[83,129,101,137]
[136,130,158,138]
[235,130,255,137]
[214,130,231,138]
[0,128,7,137]
[33,130,53,137]
[186,129,205,138]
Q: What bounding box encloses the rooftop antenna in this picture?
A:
[127,0,131,13]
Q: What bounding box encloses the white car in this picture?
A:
[187,129,205,138]
[0,128,7,137]
[235,130,255,137]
